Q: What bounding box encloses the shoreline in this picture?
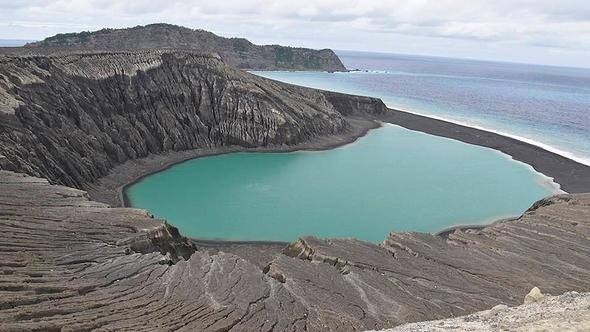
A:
[4,170,590,329]
[387,104,590,166]
[373,109,590,194]
[86,108,590,246]
[86,117,380,208]
[253,71,590,167]
[382,121,564,194]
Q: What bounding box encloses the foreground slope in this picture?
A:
[1,170,589,331]
[25,24,347,71]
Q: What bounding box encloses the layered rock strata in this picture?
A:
[0,50,383,189]
[1,170,589,331]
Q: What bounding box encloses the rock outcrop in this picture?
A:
[1,170,589,331]
[0,50,383,189]
[25,23,347,72]
[524,287,545,304]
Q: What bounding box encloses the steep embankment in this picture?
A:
[25,23,347,72]
[1,170,589,330]
[0,50,383,189]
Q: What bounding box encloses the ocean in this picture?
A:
[253,50,590,165]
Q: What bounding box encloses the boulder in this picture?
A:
[524,287,545,304]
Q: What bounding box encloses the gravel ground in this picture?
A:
[372,291,590,332]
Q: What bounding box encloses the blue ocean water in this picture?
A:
[253,51,590,165]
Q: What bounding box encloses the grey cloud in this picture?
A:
[0,0,589,66]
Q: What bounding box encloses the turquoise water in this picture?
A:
[127,125,557,243]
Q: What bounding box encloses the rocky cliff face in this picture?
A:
[25,24,347,72]
[0,50,381,188]
[1,170,589,331]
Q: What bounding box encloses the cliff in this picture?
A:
[25,23,347,72]
[0,50,383,188]
[1,170,589,330]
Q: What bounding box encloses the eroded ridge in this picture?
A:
[0,51,386,189]
[1,169,589,331]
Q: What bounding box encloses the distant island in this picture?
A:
[25,23,347,72]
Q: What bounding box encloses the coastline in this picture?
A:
[387,104,590,166]
[3,26,590,330]
[374,109,590,194]
[88,107,590,209]
[85,107,590,246]
[384,122,564,194]
[86,117,380,207]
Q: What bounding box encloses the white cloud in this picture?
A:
[1,0,589,67]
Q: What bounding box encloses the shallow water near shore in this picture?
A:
[127,125,558,242]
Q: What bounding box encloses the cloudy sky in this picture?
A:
[1,0,590,68]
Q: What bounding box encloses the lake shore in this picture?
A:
[82,105,587,248]
[81,105,589,247]
[87,107,590,215]
[85,117,380,207]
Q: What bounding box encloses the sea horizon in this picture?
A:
[336,49,590,71]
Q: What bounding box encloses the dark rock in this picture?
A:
[0,50,382,189]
